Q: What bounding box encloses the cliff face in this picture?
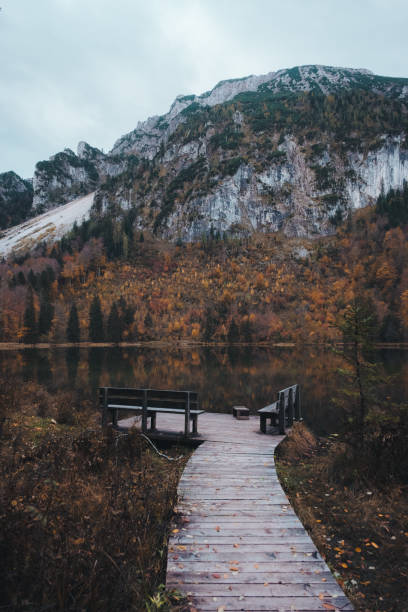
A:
[98,135,408,240]
[2,64,408,243]
[32,143,125,213]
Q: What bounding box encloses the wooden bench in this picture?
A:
[258,384,301,434]
[99,387,204,436]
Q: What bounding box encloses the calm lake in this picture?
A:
[1,346,407,434]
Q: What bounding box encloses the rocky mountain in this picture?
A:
[2,64,408,243]
[32,143,125,213]
[0,171,33,230]
[111,65,405,159]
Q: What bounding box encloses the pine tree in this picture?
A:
[334,297,378,447]
[66,303,80,343]
[38,300,54,337]
[89,295,104,341]
[23,287,37,343]
[227,318,239,343]
[107,302,122,343]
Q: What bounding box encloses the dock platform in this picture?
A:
[122,412,353,611]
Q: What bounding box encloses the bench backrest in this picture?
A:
[98,387,199,411]
[277,384,301,434]
[99,387,199,436]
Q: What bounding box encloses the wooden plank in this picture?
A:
[169,543,319,553]
[190,595,353,611]
[167,570,335,584]
[167,561,330,573]
[168,552,324,563]
[166,582,349,597]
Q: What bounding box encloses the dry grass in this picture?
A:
[276,423,408,611]
[0,378,190,611]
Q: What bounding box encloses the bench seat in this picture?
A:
[108,403,204,416]
[258,401,279,433]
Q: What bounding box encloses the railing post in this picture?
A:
[295,385,301,421]
[184,391,191,436]
[287,388,294,427]
[142,389,148,434]
[278,391,285,435]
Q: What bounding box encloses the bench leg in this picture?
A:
[150,412,157,431]
[260,414,266,433]
[192,415,198,434]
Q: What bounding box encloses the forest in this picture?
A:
[1,183,408,347]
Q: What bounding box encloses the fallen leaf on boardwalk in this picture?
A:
[177,545,186,551]
[215,526,221,532]
[212,573,221,579]
[321,578,327,582]
[263,582,269,586]
[355,547,362,553]
[230,566,239,572]
[223,574,229,578]
[228,586,232,591]
[322,604,336,610]
[178,563,184,569]
[172,529,179,533]
[233,543,240,548]
[319,593,324,600]
[217,607,225,612]
[340,563,348,568]
[254,563,259,569]
[371,541,379,548]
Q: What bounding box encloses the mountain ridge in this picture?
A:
[2,64,408,251]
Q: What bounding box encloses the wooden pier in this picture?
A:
[155,413,354,612]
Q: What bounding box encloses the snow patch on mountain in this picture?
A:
[0,192,95,258]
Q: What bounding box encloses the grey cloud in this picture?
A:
[1,0,408,177]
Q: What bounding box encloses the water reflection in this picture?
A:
[66,348,80,385]
[1,346,407,434]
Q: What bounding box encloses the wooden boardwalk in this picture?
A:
[159,413,353,611]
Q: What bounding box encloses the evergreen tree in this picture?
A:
[334,297,379,447]
[143,312,153,339]
[27,269,37,290]
[227,318,239,343]
[203,307,217,342]
[89,295,104,341]
[66,303,80,343]
[107,302,122,343]
[38,300,54,337]
[23,288,37,344]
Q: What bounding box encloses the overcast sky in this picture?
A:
[1,0,408,178]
